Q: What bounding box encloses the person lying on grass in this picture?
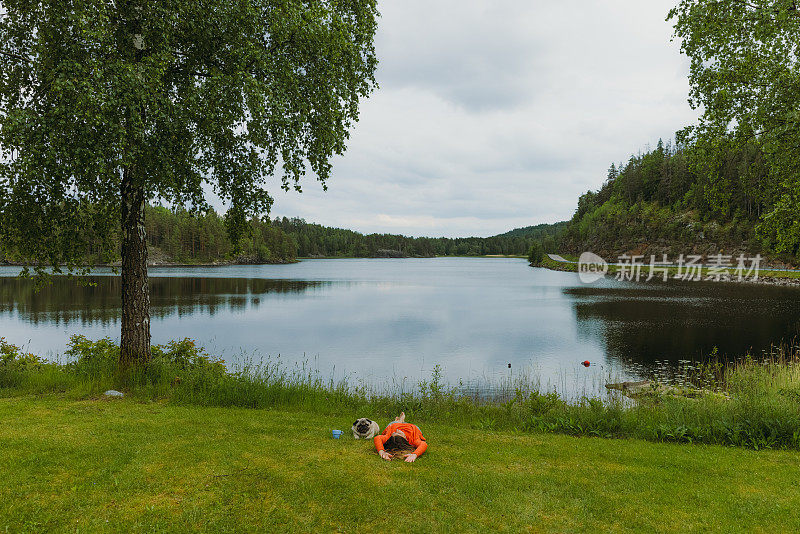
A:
[375,411,427,463]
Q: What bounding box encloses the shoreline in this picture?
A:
[0,255,523,270]
[539,254,800,287]
[0,259,299,269]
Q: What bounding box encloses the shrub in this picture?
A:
[0,338,45,376]
[527,241,545,265]
[65,335,119,378]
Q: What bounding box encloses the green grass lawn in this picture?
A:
[3,396,800,533]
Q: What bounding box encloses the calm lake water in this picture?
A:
[3,258,800,397]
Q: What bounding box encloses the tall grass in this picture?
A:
[2,335,800,450]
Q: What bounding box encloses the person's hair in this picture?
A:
[383,435,415,456]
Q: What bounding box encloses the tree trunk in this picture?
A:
[120,165,151,367]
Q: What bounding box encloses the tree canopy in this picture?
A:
[0,0,379,260]
[669,0,800,251]
[0,0,379,363]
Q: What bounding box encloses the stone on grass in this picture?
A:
[104,390,124,398]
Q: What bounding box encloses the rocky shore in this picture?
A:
[539,254,800,287]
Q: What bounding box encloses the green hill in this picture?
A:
[493,221,568,239]
[558,139,799,265]
[273,217,549,258]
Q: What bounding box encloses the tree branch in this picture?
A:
[0,49,27,62]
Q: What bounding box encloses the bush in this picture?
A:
[65,335,119,378]
[527,241,545,265]
[0,337,72,393]
[0,337,46,380]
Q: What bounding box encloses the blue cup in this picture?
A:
[332,429,343,439]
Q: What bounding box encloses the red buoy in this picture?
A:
[582,360,591,367]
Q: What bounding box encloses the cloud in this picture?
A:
[376,1,547,111]
[263,0,700,237]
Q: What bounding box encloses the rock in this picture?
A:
[605,380,651,396]
[606,380,728,401]
[104,390,124,398]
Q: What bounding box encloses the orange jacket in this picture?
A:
[374,422,427,457]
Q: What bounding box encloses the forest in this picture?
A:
[272,218,565,258]
[0,206,565,265]
[144,132,795,266]
[554,1,800,265]
[0,206,297,266]
[145,207,297,264]
[3,135,785,267]
[558,137,789,261]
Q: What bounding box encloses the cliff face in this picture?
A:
[559,201,778,264]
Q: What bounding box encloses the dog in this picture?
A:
[352,418,380,439]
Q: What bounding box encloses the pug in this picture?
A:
[352,418,380,439]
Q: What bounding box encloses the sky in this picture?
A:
[266,0,700,238]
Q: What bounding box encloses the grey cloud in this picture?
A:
[376,1,547,111]
[229,1,700,238]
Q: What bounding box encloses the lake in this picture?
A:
[3,258,800,398]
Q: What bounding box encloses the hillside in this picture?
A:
[558,139,799,266]
[493,221,567,239]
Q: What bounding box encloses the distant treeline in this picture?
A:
[0,205,297,265]
[272,218,566,258]
[146,206,295,264]
[153,211,564,261]
[560,139,785,260]
[0,205,565,265]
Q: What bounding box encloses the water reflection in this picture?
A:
[0,276,328,326]
[568,282,800,367]
[4,259,800,397]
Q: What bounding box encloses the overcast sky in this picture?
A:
[268,0,699,238]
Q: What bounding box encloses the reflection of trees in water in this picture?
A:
[0,276,328,326]
[567,283,800,373]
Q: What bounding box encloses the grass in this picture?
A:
[3,338,800,531]
[3,336,800,452]
[3,395,800,533]
[541,254,580,272]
